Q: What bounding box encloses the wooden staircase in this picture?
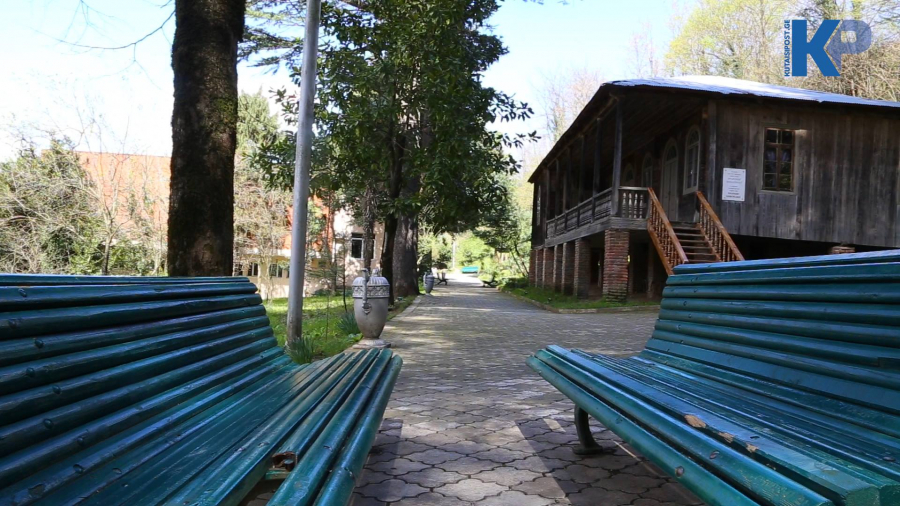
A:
[647,189,743,275]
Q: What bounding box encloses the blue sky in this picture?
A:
[0,0,686,160]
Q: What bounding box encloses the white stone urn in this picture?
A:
[423,272,435,294]
[352,269,391,349]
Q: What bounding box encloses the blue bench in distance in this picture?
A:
[0,274,401,506]
[461,266,479,274]
[529,250,900,506]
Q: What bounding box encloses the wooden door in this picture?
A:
[661,143,680,219]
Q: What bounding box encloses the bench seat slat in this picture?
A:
[0,275,401,506]
[556,350,896,506]
[0,283,259,311]
[654,319,900,368]
[0,294,264,339]
[11,354,297,505]
[667,263,900,286]
[589,353,900,483]
[312,355,403,506]
[270,350,394,505]
[165,350,381,506]
[535,348,834,506]
[661,298,900,326]
[530,251,900,506]
[658,309,900,349]
[60,356,345,506]
[0,306,266,368]
[0,316,272,395]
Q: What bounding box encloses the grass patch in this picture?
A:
[266,293,418,362]
[500,284,658,310]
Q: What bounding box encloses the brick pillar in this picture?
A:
[561,241,576,295]
[542,247,554,289]
[553,244,564,292]
[533,249,543,287]
[602,229,630,302]
[574,238,591,299]
[830,244,855,255]
[528,249,537,286]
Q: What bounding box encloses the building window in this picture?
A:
[350,233,363,259]
[763,128,794,191]
[684,127,700,193]
[641,154,653,187]
[269,264,278,277]
[248,263,259,277]
[233,263,244,276]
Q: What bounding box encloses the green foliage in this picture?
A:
[0,139,105,274]
[338,311,360,336]
[237,91,281,156]
[248,0,536,233]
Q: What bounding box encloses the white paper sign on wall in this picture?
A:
[722,168,746,202]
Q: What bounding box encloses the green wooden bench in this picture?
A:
[529,250,900,506]
[0,274,401,506]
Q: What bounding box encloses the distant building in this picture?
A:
[528,76,900,301]
[76,151,380,297]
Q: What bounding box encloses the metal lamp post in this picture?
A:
[286,0,322,350]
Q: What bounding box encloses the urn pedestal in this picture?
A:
[352,270,391,349]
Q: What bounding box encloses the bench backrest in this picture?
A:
[0,275,279,491]
[648,250,900,424]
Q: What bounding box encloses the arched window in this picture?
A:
[684,127,701,193]
[641,154,653,187]
[623,163,635,185]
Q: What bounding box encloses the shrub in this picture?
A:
[338,311,360,336]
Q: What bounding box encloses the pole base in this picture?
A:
[353,338,392,349]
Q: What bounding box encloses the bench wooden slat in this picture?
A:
[561,350,894,505]
[3,354,295,506]
[0,275,400,506]
[531,251,900,506]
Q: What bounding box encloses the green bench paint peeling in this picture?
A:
[529,250,900,506]
[0,274,401,506]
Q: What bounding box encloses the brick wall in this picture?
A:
[529,249,537,286]
[561,242,576,295]
[553,244,564,292]
[602,229,630,302]
[542,247,554,289]
[574,239,591,299]
[533,249,543,287]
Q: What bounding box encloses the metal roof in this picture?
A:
[610,75,900,109]
[527,75,900,182]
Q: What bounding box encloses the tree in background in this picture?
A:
[0,140,102,274]
[664,0,900,101]
[168,0,245,276]
[246,0,534,302]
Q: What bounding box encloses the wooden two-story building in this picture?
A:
[528,76,900,301]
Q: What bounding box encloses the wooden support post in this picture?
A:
[610,101,623,217]
[555,159,563,217]
[543,169,550,236]
[531,183,539,246]
[592,118,602,218]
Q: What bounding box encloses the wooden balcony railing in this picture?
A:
[647,187,687,275]
[696,191,744,263]
[545,187,648,240]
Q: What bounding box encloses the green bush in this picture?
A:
[338,311,360,336]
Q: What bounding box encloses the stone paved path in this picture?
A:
[351,276,703,506]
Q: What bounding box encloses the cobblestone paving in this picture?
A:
[351,276,703,506]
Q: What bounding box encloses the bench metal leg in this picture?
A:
[573,406,614,455]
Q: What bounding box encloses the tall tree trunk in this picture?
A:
[167,0,244,276]
[380,133,406,304]
[392,208,419,297]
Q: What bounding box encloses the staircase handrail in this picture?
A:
[696,191,744,262]
[647,187,688,274]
